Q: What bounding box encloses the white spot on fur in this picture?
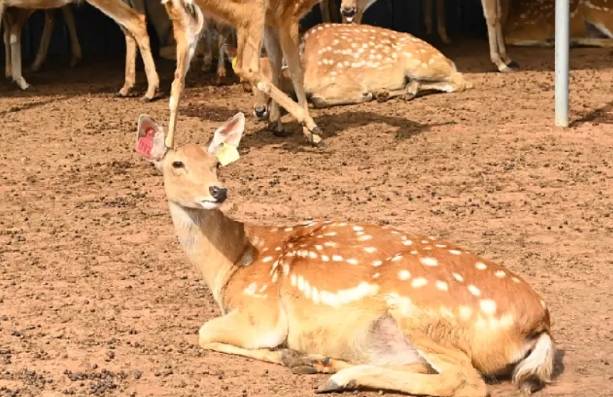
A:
[435,280,449,291]
[495,270,506,278]
[468,284,481,297]
[479,299,497,315]
[452,272,464,282]
[372,259,383,267]
[449,249,462,255]
[411,277,428,288]
[358,235,373,241]
[346,258,359,265]
[364,246,377,254]
[419,257,438,267]
[332,255,343,262]
[262,256,273,263]
[459,305,472,319]
[475,262,488,270]
[398,270,411,280]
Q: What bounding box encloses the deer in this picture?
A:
[505,0,613,47]
[0,0,159,99]
[161,0,324,148]
[26,5,82,72]
[3,6,81,86]
[134,111,556,397]
[321,0,449,44]
[322,0,517,73]
[250,23,471,123]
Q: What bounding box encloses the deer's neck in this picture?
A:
[168,202,251,309]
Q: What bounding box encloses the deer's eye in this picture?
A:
[172,161,184,169]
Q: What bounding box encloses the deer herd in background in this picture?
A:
[1,1,613,138]
[2,1,613,395]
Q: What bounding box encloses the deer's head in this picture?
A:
[134,113,245,210]
[340,0,359,22]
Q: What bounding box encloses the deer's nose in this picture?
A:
[209,186,228,203]
[341,7,357,19]
[254,105,268,119]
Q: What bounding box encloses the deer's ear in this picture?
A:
[208,112,245,154]
[136,115,166,162]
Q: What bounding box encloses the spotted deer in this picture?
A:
[324,0,450,44]
[252,23,471,120]
[505,0,613,47]
[134,112,555,397]
[0,0,159,98]
[161,0,324,147]
[322,0,517,72]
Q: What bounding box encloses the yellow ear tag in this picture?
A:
[231,57,238,73]
[215,142,240,166]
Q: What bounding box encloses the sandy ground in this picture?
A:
[1,41,612,397]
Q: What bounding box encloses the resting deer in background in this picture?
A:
[134,112,555,397]
[161,0,324,147]
[322,0,450,44]
[322,0,517,72]
[251,23,471,124]
[0,0,159,99]
[505,0,613,47]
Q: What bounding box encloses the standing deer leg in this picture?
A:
[118,27,138,97]
[163,0,204,147]
[320,0,332,22]
[216,28,228,81]
[262,26,285,135]
[88,0,160,100]
[32,10,55,72]
[202,25,214,72]
[276,21,321,144]
[436,0,451,44]
[8,9,32,90]
[424,0,434,36]
[62,6,82,67]
[481,0,516,72]
[233,13,322,144]
[3,18,11,79]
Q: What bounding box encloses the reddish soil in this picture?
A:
[1,41,612,397]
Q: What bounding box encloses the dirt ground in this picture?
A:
[0,41,612,397]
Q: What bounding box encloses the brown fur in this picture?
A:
[505,0,613,47]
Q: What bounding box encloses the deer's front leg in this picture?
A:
[198,309,288,364]
[199,309,349,374]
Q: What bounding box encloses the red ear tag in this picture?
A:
[136,127,155,158]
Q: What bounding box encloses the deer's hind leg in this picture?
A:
[318,336,487,397]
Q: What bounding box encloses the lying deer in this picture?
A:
[324,0,517,72]
[505,0,613,47]
[161,0,323,146]
[322,0,449,44]
[251,23,471,121]
[0,0,159,99]
[134,112,555,397]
